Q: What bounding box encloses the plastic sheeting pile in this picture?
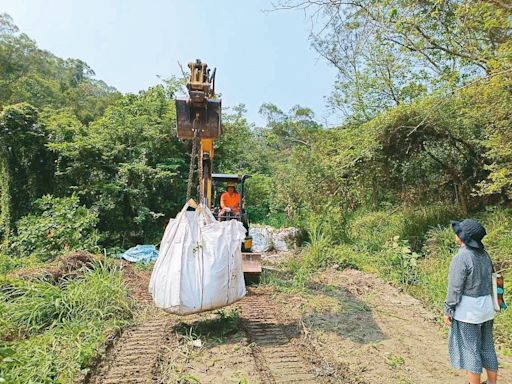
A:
[119,244,159,264]
[149,203,247,315]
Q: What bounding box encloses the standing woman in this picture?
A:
[444,219,499,384]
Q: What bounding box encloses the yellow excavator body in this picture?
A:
[175,59,261,283]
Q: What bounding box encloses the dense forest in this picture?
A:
[0,1,511,382]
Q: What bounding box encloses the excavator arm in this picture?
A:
[175,59,262,283]
[175,59,221,207]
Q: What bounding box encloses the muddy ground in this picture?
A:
[87,257,512,384]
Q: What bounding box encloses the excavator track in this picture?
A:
[88,266,317,384]
[86,266,175,384]
[88,314,173,384]
[239,290,317,384]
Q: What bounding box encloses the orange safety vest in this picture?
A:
[220,192,241,211]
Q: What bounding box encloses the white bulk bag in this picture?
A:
[149,203,247,315]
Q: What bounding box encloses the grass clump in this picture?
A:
[0,259,134,383]
[176,309,241,344]
[347,204,458,252]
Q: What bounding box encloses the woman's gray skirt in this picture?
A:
[449,319,498,373]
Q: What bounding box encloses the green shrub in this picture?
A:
[0,261,132,339]
[301,243,359,271]
[9,195,99,261]
[0,253,40,276]
[381,236,421,285]
[348,210,406,252]
[246,174,273,223]
[347,204,457,252]
[480,208,512,269]
[400,205,460,250]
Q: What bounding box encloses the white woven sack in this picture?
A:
[149,203,247,315]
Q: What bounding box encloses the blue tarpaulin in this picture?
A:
[119,245,159,264]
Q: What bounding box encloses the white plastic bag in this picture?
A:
[149,203,247,315]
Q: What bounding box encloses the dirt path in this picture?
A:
[158,289,321,384]
[87,261,512,384]
[272,267,512,384]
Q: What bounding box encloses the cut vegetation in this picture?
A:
[0,255,134,384]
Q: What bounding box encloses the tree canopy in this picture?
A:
[0,6,511,250]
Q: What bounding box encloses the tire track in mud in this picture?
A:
[239,290,317,384]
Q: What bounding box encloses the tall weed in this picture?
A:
[347,204,458,252]
[1,261,132,339]
[0,260,134,382]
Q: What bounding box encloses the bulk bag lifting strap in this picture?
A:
[149,203,247,315]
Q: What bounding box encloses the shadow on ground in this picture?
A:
[303,281,386,344]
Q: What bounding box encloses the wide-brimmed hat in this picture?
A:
[451,219,486,249]
[226,182,236,188]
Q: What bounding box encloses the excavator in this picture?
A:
[175,59,262,283]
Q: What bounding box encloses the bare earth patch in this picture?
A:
[162,310,260,384]
[87,259,511,384]
[270,267,512,384]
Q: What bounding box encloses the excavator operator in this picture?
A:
[219,182,241,218]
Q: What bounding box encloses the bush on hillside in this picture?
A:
[347,204,458,252]
[9,195,99,261]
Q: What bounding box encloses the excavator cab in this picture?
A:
[212,173,262,284]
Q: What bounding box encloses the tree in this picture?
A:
[214,104,258,173]
[0,14,121,122]
[0,103,54,239]
[276,1,511,121]
[47,83,188,246]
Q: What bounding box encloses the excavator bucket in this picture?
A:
[242,252,262,285]
[175,98,221,139]
[176,59,222,140]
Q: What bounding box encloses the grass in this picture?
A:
[0,253,41,275]
[385,353,406,369]
[0,256,134,383]
[133,260,156,272]
[175,309,241,345]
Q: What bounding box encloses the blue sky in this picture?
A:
[0,0,338,127]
